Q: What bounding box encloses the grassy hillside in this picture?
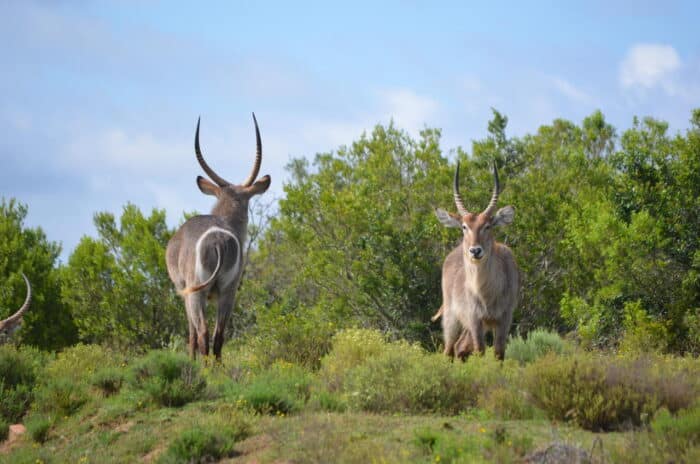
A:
[1,330,699,463]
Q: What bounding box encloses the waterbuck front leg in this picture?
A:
[212,287,236,361]
[494,313,513,361]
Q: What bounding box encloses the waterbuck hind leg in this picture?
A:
[188,321,198,359]
[212,290,236,361]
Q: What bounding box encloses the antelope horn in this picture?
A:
[453,161,469,216]
[195,117,231,187]
[0,273,31,332]
[241,113,262,186]
[483,161,500,217]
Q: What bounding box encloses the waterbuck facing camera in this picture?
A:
[433,162,519,361]
[166,114,271,360]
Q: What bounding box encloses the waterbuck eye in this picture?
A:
[461,224,468,232]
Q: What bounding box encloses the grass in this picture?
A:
[1,329,698,463]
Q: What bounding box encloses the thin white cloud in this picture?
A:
[551,77,594,105]
[379,88,439,135]
[619,44,681,93]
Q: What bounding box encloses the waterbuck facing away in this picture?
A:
[433,162,519,361]
[166,114,271,360]
[0,273,31,340]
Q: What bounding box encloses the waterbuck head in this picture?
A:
[194,114,271,220]
[435,162,514,264]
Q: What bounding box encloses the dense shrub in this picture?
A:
[242,304,336,370]
[159,412,251,464]
[318,329,510,414]
[0,418,8,441]
[478,386,538,420]
[129,351,206,407]
[506,328,571,365]
[525,354,699,431]
[32,377,89,417]
[90,367,125,397]
[159,427,236,463]
[230,361,312,415]
[651,405,700,450]
[25,415,52,443]
[0,345,46,422]
[44,343,119,381]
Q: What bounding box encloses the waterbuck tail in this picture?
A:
[180,247,222,296]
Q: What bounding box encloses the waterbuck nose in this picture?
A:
[469,246,483,258]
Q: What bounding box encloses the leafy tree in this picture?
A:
[246,124,455,344]
[61,204,182,349]
[0,198,77,349]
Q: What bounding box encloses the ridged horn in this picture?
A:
[482,161,500,217]
[241,113,262,186]
[453,161,469,216]
[0,273,31,333]
[194,117,231,187]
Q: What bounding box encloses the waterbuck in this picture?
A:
[434,162,519,360]
[0,273,31,340]
[166,114,271,360]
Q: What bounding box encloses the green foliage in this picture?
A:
[60,203,182,349]
[525,354,699,431]
[25,414,52,443]
[248,124,453,345]
[159,426,237,464]
[318,329,512,415]
[90,367,125,397]
[505,328,571,365]
[0,198,77,349]
[32,377,89,417]
[0,345,45,422]
[241,304,336,370]
[230,361,312,415]
[129,350,207,407]
[0,417,8,441]
[478,386,538,420]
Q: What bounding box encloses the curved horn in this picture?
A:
[482,161,500,217]
[453,161,469,216]
[195,117,231,187]
[0,273,31,333]
[241,113,262,186]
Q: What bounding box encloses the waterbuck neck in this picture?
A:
[211,199,249,233]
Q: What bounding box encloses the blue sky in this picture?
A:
[1,1,699,262]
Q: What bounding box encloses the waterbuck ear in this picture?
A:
[435,208,462,228]
[245,174,271,196]
[196,176,220,197]
[491,205,514,227]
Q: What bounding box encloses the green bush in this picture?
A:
[478,386,538,420]
[159,414,251,464]
[0,345,45,422]
[44,343,119,381]
[525,354,699,431]
[243,304,336,370]
[32,377,89,417]
[25,415,52,443]
[129,351,206,407]
[318,329,400,392]
[652,405,700,449]
[90,367,125,397]
[506,328,570,365]
[232,361,312,415]
[318,330,507,414]
[0,418,8,441]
